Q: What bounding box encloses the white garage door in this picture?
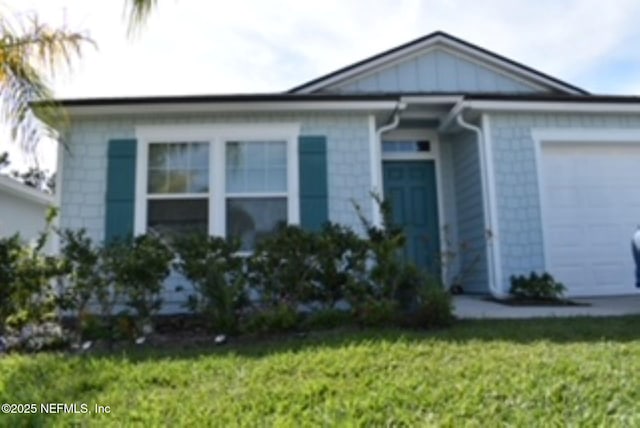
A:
[541,142,640,296]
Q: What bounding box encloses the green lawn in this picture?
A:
[2,317,640,427]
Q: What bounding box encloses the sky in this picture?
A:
[3,0,640,172]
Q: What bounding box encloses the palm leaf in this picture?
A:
[125,0,158,36]
[0,14,92,151]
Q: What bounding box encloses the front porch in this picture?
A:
[375,97,491,294]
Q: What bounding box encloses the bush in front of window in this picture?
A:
[173,234,248,334]
[312,223,369,310]
[58,228,110,341]
[241,303,300,335]
[102,234,173,335]
[247,225,318,311]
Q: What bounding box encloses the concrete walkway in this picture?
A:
[454,295,640,319]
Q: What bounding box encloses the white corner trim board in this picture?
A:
[368,115,383,227]
[480,114,503,296]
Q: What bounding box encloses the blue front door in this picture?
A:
[383,160,440,273]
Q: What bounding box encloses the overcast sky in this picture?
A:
[3,0,640,171]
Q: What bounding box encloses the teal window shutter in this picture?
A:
[105,139,137,243]
[298,135,328,232]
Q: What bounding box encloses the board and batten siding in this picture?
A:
[449,130,488,293]
[327,48,540,94]
[60,112,372,312]
[488,112,640,293]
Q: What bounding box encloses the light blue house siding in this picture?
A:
[327,49,541,94]
[60,112,374,311]
[489,112,640,292]
[445,130,488,293]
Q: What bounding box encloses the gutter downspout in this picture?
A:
[455,112,507,299]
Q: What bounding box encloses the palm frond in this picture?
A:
[125,0,158,36]
[0,14,93,151]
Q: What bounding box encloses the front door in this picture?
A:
[383,160,440,273]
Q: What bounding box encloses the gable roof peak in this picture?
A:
[288,31,588,95]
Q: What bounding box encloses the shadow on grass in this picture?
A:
[71,314,640,363]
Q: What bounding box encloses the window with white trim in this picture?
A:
[225,140,288,251]
[147,142,209,237]
[140,126,299,250]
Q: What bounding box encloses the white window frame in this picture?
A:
[134,123,301,240]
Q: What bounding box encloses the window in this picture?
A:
[225,141,288,251]
[382,140,431,153]
[146,142,209,238]
[139,125,299,250]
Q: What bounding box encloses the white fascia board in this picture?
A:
[0,175,54,206]
[135,123,302,141]
[64,101,399,117]
[466,100,640,113]
[400,95,463,105]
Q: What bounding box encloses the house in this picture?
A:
[0,174,54,251]
[56,31,640,308]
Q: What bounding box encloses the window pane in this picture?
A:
[226,197,287,251]
[382,140,431,153]
[225,141,287,193]
[167,170,189,193]
[189,170,209,193]
[148,170,168,193]
[148,199,208,238]
[149,144,168,168]
[148,142,209,194]
[167,143,189,169]
[190,143,209,170]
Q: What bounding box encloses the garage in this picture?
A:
[540,142,640,296]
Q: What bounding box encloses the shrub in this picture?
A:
[301,308,353,331]
[510,272,566,301]
[0,216,67,335]
[58,229,107,338]
[353,193,407,302]
[103,234,173,334]
[173,234,248,333]
[241,304,299,334]
[403,284,454,329]
[247,226,317,308]
[355,298,398,327]
[312,223,368,309]
[0,234,23,330]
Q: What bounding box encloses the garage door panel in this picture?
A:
[541,142,640,296]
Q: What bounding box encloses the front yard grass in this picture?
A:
[2,316,640,426]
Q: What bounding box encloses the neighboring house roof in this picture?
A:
[288,31,589,95]
[0,174,54,206]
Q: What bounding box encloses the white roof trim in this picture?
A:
[63,100,399,117]
[0,174,54,206]
[465,100,640,113]
[293,34,584,95]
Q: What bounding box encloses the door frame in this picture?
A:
[380,129,446,281]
